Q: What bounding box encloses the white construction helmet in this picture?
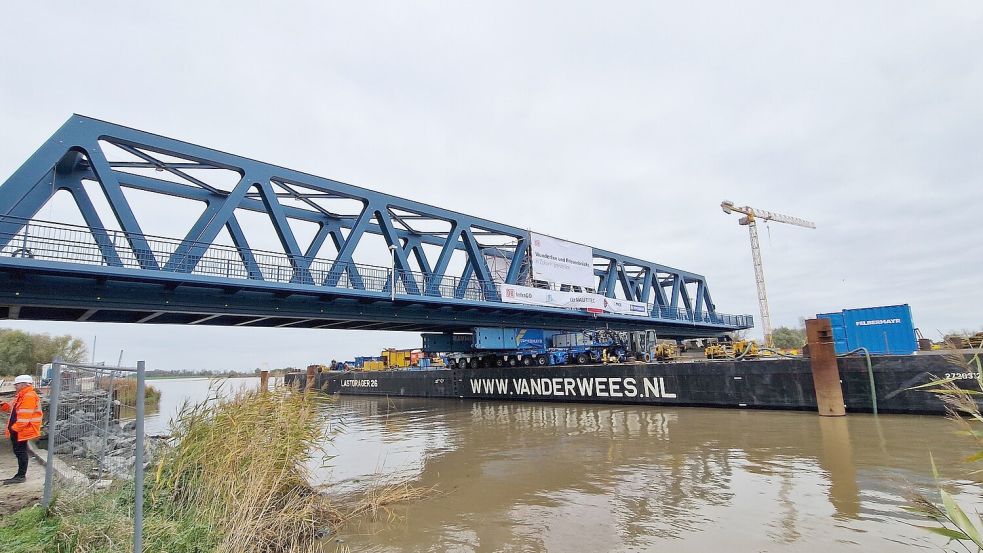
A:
[13,375,33,385]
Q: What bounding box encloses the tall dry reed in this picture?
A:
[908,344,983,548]
[97,377,161,408]
[151,386,335,552]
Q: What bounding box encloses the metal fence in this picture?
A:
[41,359,147,551]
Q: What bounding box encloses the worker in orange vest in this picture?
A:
[2,375,43,484]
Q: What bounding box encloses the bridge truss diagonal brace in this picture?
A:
[59,179,125,267]
[225,215,264,280]
[79,140,160,270]
[253,180,313,285]
[404,238,433,276]
[165,173,255,273]
[652,272,670,309]
[323,203,371,289]
[460,226,497,300]
[374,206,421,295]
[423,221,462,296]
[616,265,638,302]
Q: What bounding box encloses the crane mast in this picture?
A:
[744,215,771,347]
[721,201,815,347]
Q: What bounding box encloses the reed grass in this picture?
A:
[97,378,161,408]
[151,386,335,552]
[1,385,431,552]
[908,343,983,548]
[151,384,432,551]
[335,481,434,526]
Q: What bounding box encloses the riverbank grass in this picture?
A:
[99,377,161,408]
[1,387,427,552]
[0,484,218,552]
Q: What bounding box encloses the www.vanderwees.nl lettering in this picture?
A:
[468,377,676,399]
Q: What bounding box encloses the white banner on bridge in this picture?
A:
[529,232,595,288]
[498,284,598,310]
[499,284,649,317]
[601,297,650,317]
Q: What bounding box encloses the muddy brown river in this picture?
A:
[147,378,982,552]
[319,396,982,552]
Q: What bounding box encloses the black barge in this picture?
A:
[298,353,976,416]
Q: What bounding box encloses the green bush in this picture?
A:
[771,326,806,349]
[0,329,87,377]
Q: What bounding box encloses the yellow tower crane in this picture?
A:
[721,200,816,347]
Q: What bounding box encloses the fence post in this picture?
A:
[260,370,269,392]
[42,360,62,509]
[133,360,146,553]
[97,371,117,480]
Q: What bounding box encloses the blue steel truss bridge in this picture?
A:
[0,116,752,338]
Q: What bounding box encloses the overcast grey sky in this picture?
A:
[1,2,980,370]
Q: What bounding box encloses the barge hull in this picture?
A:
[310,355,973,415]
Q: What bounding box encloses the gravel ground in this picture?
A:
[0,438,45,511]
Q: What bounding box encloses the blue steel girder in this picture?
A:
[60,180,124,267]
[79,139,160,271]
[225,215,265,280]
[0,115,751,332]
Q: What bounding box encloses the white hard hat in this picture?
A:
[13,375,33,385]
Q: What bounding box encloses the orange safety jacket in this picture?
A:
[1,385,43,441]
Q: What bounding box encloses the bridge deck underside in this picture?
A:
[0,266,730,338]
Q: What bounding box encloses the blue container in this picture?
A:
[817,304,917,355]
[515,328,546,350]
[473,327,515,349]
[473,328,548,350]
[425,328,556,352]
[422,333,473,353]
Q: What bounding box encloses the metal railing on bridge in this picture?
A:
[0,217,750,328]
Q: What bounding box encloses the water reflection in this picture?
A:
[818,417,860,521]
[324,397,981,552]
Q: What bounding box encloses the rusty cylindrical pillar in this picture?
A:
[806,318,846,416]
[260,370,269,392]
[306,365,316,393]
